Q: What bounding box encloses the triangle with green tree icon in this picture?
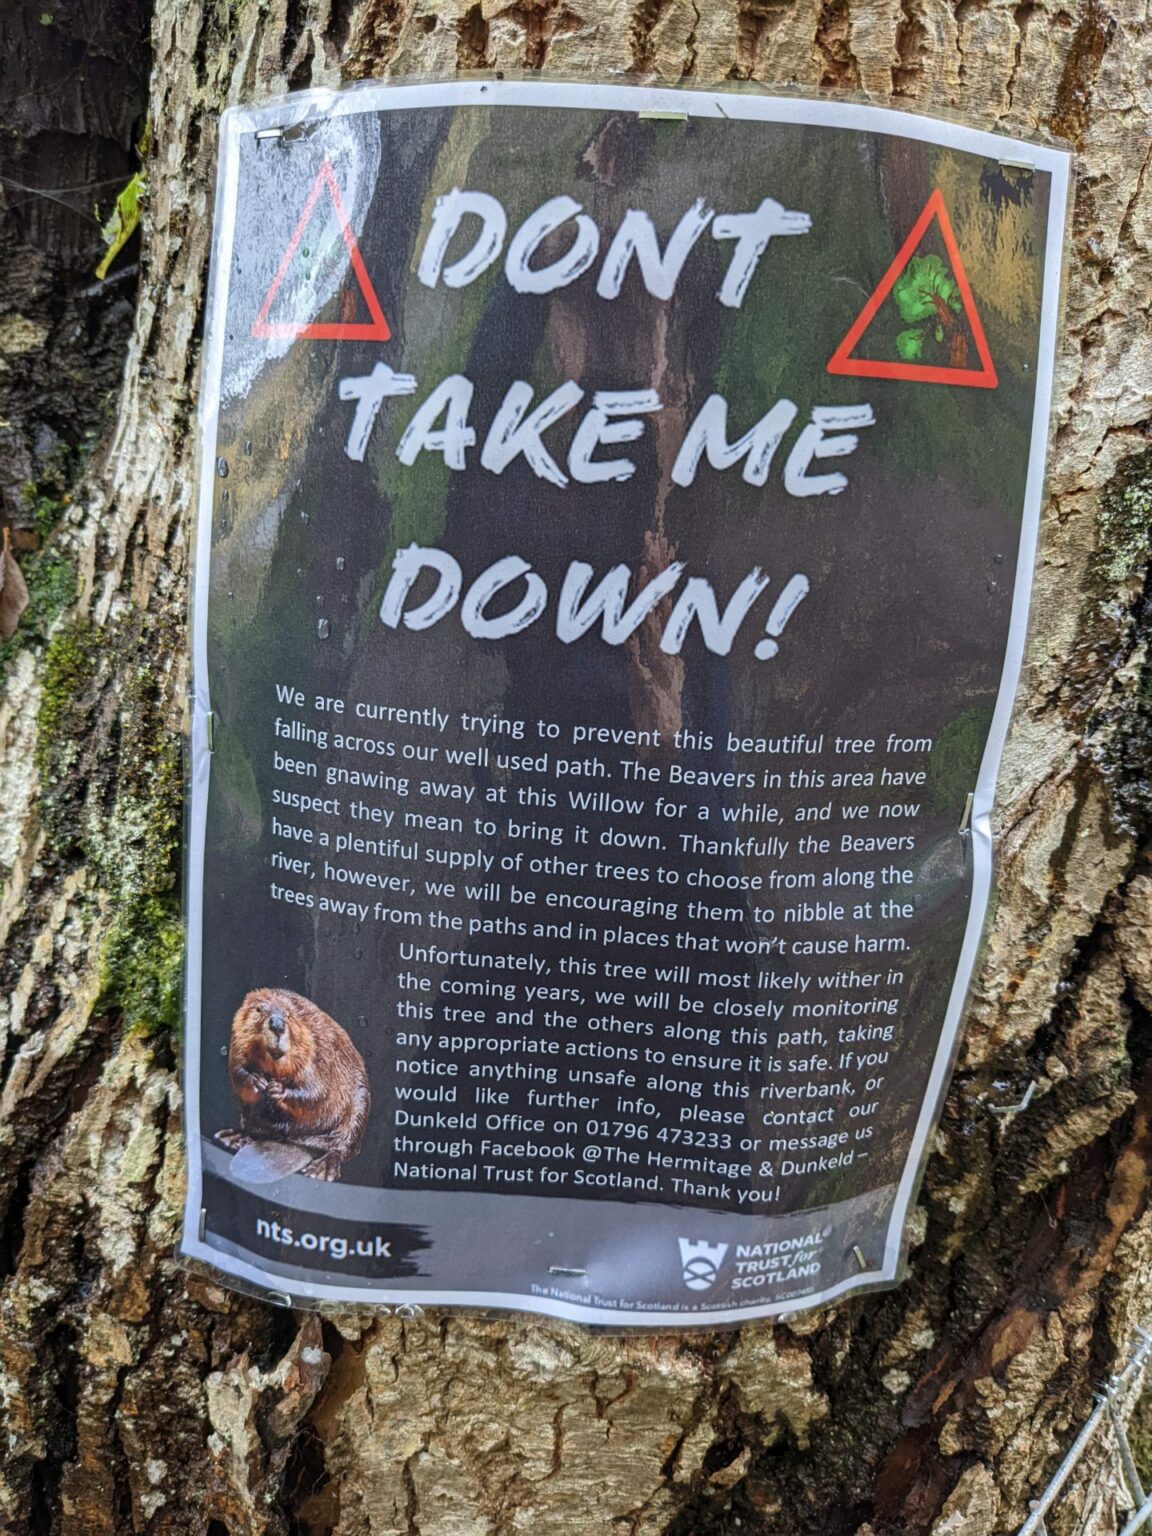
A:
[827,189,997,388]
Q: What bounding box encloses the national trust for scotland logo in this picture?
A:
[678,1237,729,1291]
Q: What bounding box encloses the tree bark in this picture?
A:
[0,0,150,530]
[1,3,1150,1535]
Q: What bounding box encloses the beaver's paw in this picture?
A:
[301,1151,344,1181]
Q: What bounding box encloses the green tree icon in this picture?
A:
[891,254,967,365]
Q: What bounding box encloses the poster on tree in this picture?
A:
[181,81,1070,1326]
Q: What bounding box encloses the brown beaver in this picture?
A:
[215,988,370,1181]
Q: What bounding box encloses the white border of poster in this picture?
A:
[181,80,1070,1327]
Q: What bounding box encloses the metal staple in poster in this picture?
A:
[182,81,1070,1327]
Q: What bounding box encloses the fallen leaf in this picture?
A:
[95,171,146,281]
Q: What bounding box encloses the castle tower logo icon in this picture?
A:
[678,1238,729,1291]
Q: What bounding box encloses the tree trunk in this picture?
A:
[1,3,1150,1534]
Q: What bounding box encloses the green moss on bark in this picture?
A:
[34,610,185,1037]
[0,550,78,686]
[91,723,184,1038]
[1095,453,1152,590]
[94,630,185,1037]
[0,441,94,686]
[98,893,184,1038]
[1087,449,1152,836]
[35,618,94,791]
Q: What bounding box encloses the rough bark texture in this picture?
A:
[1,3,1151,1534]
[0,1,150,529]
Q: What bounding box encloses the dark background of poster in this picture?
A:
[199,105,1051,1215]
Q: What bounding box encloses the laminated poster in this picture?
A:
[182,81,1070,1326]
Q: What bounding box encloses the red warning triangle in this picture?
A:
[827,189,996,389]
[251,158,391,342]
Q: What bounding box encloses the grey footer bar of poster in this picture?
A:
[185,1142,898,1327]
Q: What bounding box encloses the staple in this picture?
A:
[958,791,974,865]
[638,111,688,122]
[990,1080,1037,1117]
[256,121,316,143]
[264,1289,294,1309]
[548,1266,588,1277]
[198,1207,207,1242]
[852,1245,868,1271]
[205,711,215,753]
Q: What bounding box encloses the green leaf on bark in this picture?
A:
[96,172,146,281]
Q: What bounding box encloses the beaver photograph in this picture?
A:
[214,987,371,1181]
